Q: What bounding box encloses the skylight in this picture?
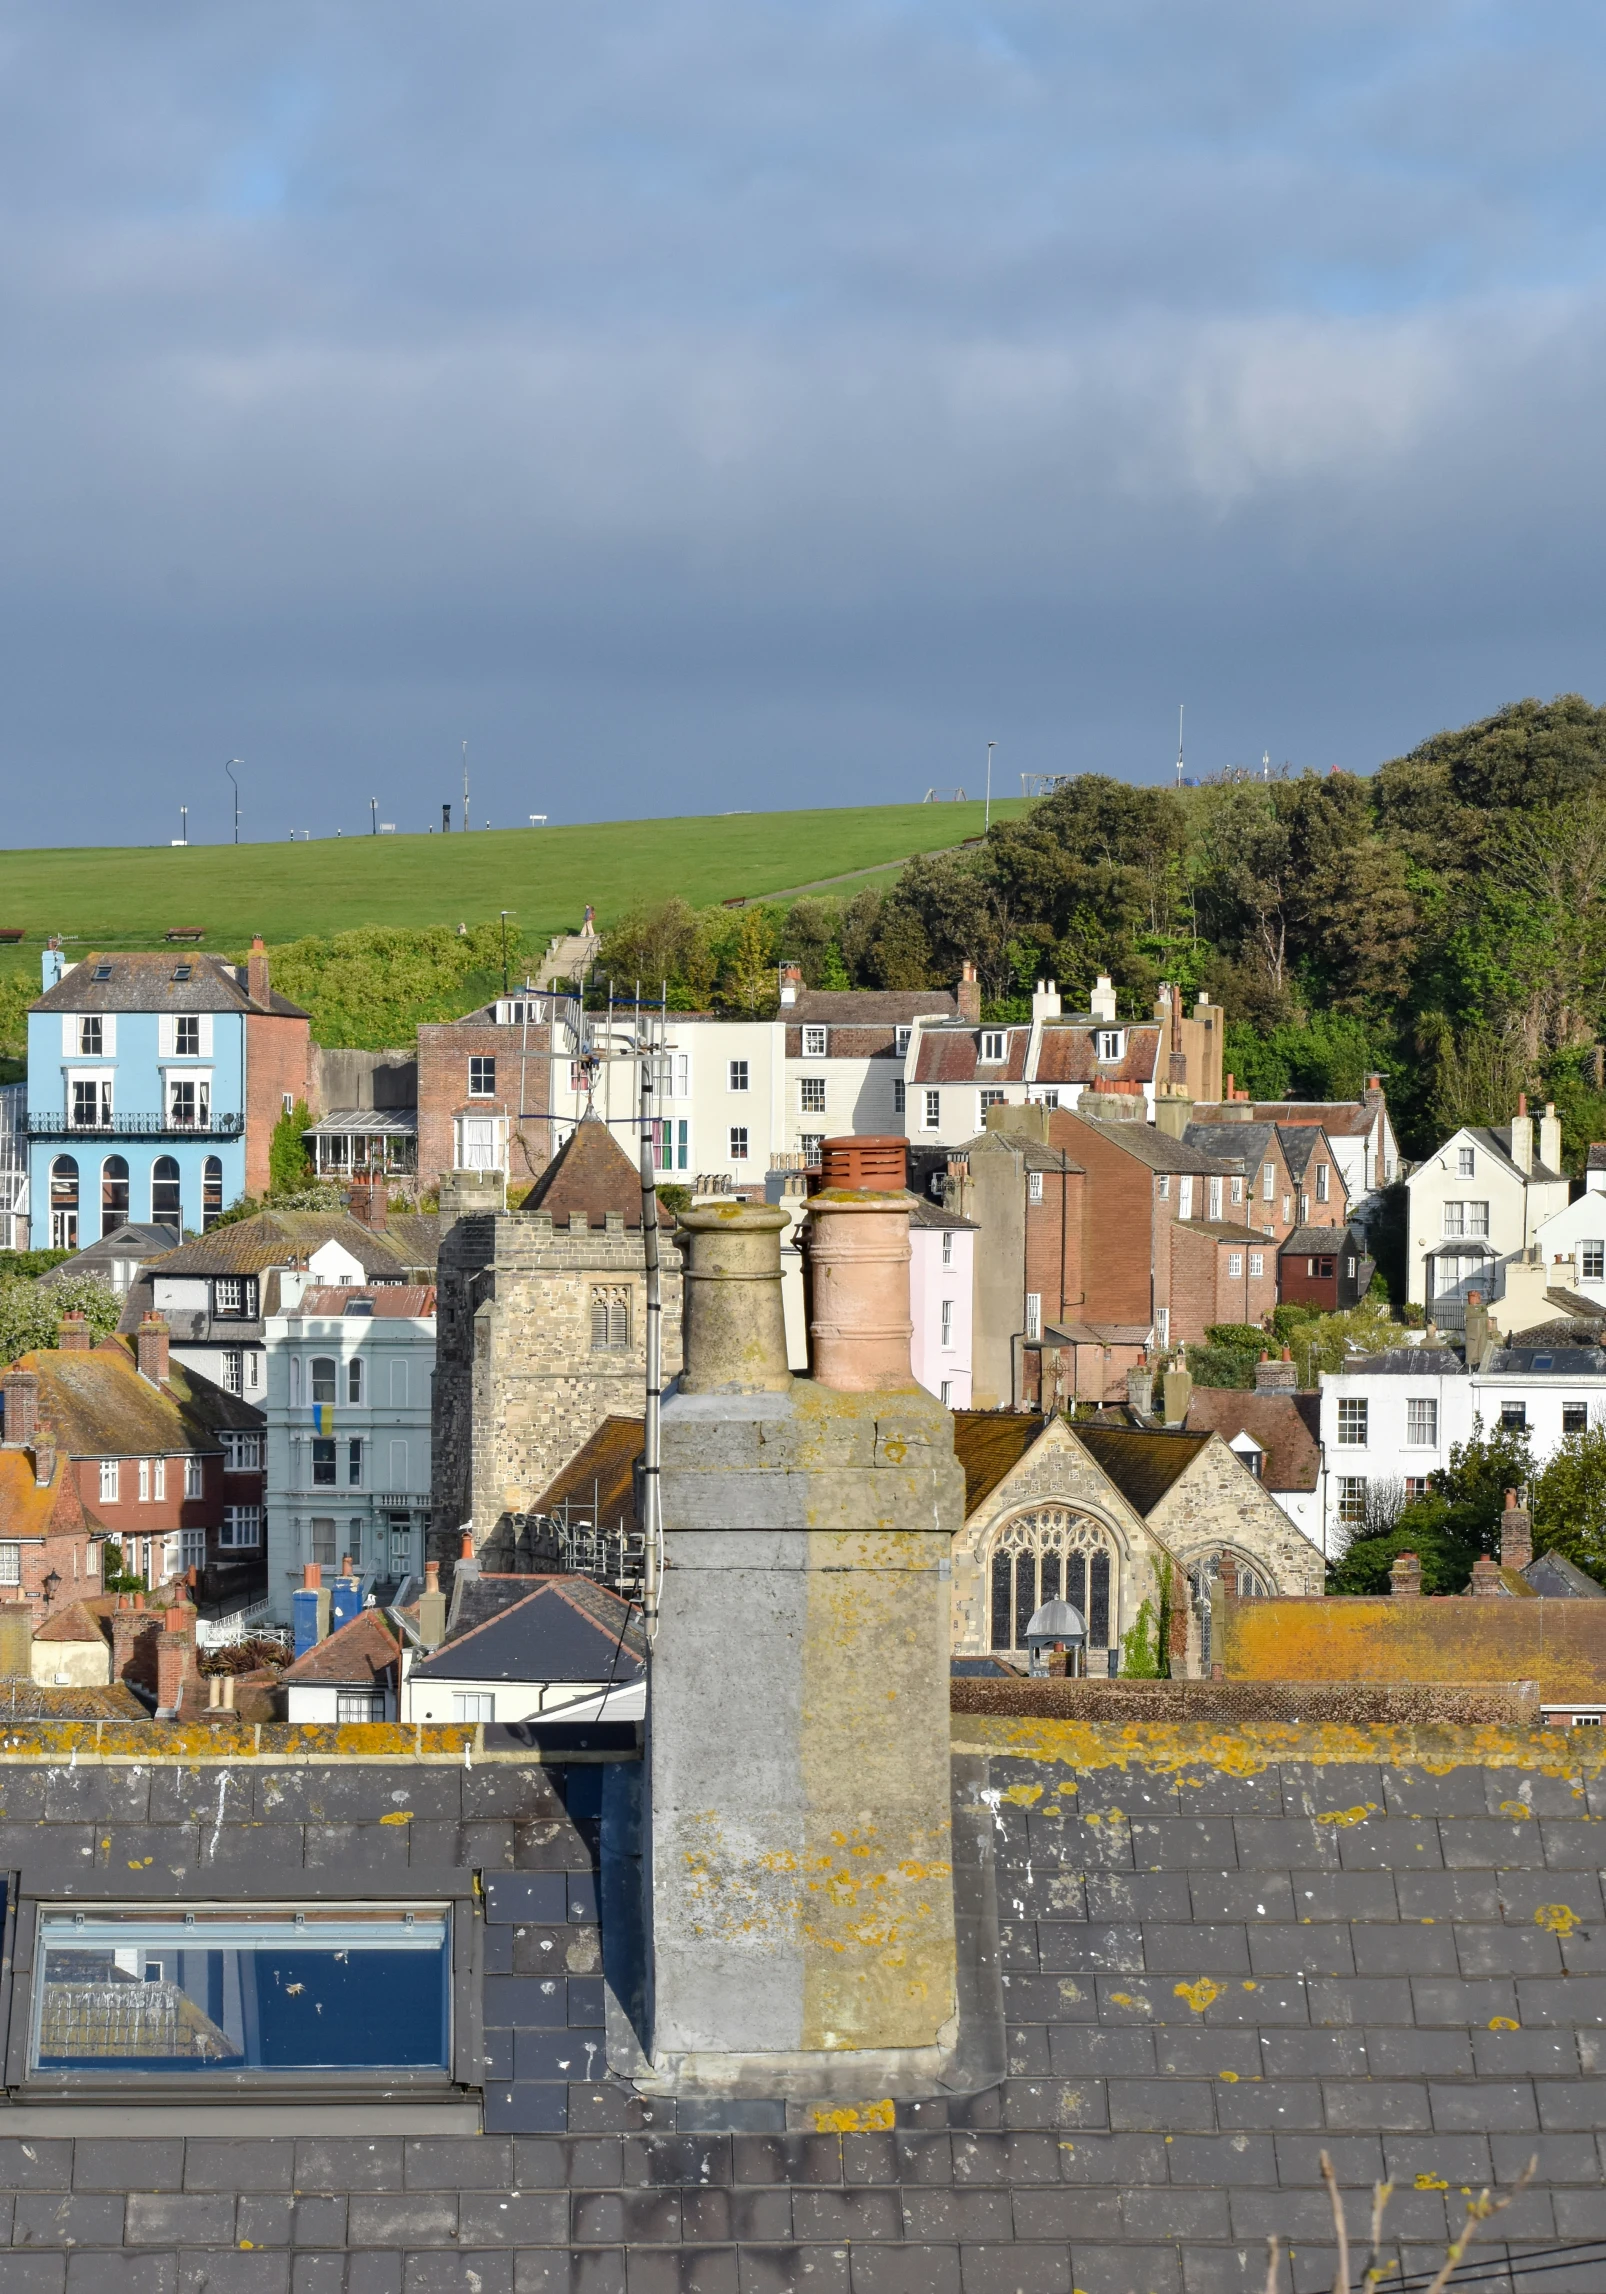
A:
[172,964,191,981]
[92,965,112,981]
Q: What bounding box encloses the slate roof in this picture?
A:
[31,950,308,1019]
[1197,1096,1378,1138]
[907,1199,978,1231]
[1056,1115,1230,1173]
[1526,1550,1606,1598]
[1486,1345,1606,1375]
[523,1115,656,1229]
[1588,1144,1606,1173]
[1275,1126,1339,1186]
[1043,1319,1152,1347]
[145,1211,432,1280]
[8,1340,261,1456]
[532,1417,644,1536]
[1072,1421,1212,1513]
[972,1131,1085,1176]
[1279,1222,1359,1256]
[278,1607,401,1689]
[1172,1218,1274,1245]
[40,1227,181,1291]
[1507,1312,1606,1346]
[1181,1120,1278,1169]
[949,1411,1045,1514]
[785,989,955,1024]
[1338,1346,1466,1375]
[1457,1124,1566,1187]
[1181,1388,1321,1494]
[409,1576,645,1684]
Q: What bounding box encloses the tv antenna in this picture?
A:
[1174,706,1184,787]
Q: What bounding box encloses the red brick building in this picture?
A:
[416,997,557,1197]
[0,1313,265,1604]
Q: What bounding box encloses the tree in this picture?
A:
[0,1273,121,1367]
[269,1102,314,1196]
[1533,1426,1606,1587]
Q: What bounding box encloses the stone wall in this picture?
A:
[1145,1432,1326,1601]
[433,1208,683,1554]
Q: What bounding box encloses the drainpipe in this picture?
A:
[639,1033,663,1643]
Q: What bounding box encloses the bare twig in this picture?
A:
[1264,2236,1282,2294]
[1321,2151,1351,2294]
[1363,2178,1398,2293]
[1421,2155,1539,2294]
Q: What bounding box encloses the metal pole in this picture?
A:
[639,1018,663,1646]
[501,911,511,996]
[985,741,995,833]
[371,798,378,836]
[224,758,243,845]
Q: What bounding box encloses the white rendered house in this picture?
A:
[1405,1102,1569,1330]
[909,1199,975,1409]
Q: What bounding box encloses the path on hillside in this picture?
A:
[727,834,983,906]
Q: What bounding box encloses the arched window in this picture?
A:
[151,1156,181,1228]
[989,1508,1116,1654]
[100,1155,129,1241]
[50,1156,79,1250]
[310,1358,337,1407]
[202,1156,223,1230]
[1188,1552,1276,1670]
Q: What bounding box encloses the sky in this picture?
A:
[1,0,1604,845]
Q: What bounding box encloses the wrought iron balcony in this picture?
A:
[24,1110,246,1141]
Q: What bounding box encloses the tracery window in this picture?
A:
[988,1508,1115,1653]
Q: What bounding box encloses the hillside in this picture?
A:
[0,799,1027,954]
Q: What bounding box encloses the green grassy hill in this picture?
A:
[0,799,1028,956]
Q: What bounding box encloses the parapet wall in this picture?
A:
[1217,1591,1606,1708]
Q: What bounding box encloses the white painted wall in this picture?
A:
[910,1223,973,1408]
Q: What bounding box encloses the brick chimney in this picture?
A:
[3,1369,37,1447]
[31,1426,55,1487]
[778,963,802,1008]
[1389,1550,1422,1598]
[1469,1554,1503,1598]
[156,1601,200,1715]
[57,1314,91,1352]
[1254,1348,1297,1395]
[136,1314,169,1385]
[1500,1488,1533,1573]
[112,1600,161,1692]
[247,934,270,1006]
[956,962,981,1025]
[348,1179,388,1230]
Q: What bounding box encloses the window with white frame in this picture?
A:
[1315,1163,1330,1202]
[184,1456,203,1499]
[452,1692,494,1722]
[1405,1398,1438,1446]
[0,1544,18,1586]
[1565,1402,1588,1434]
[310,1519,337,1567]
[1458,1145,1475,1176]
[221,1507,262,1548]
[1157,1174,1171,1201]
[1230,1177,1243,1205]
[1208,1177,1223,1221]
[1262,1164,1275,1201]
[1228,1252,1242,1279]
[1584,1242,1606,1282]
[728,1060,749,1093]
[220,1430,262,1472]
[1178,1176,1193,1219]
[939,1380,952,1406]
[138,1459,151,1502]
[1155,1307,1170,1347]
[1404,1476,1431,1501]
[214,1278,256,1319]
[802,1027,827,1058]
[79,1016,104,1056]
[153,1458,166,1500]
[1282,1195,1292,1223]
[166,1075,210,1128]
[941,1300,954,1349]
[1337,1397,1369,1445]
[941,1229,953,1267]
[1248,1251,1263,1277]
[1028,1170,1043,1203]
[71,1077,112,1130]
[978,1089,1004,1118]
[1466,1200,1490,1236]
[799,1077,826,1114]
[893,1080,906,1114]
[1337,1477,1368,1524]
[728,1126,749,1162]
[894,1028,911,1056]
[1097,1030,1123,1062]
[99,1459,119,1503]
[346,1438,364,1487]
[923,1090,941,1131]
[347,1357,364,1405]
[980,1031,1006,1064]
[180,1528,206,1572]
[312,1439,337,1487]
[1443,1201,1466,1236]
[221,1350,243,1396]
[174,1016,200,1057]
[338,1691,387,1723]
[1024,1293,1041,1341]
[468,1056,496,1099]
[799,1133,823,1162]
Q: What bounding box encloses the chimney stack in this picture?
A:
[416,1559,447,1649]
[1510,1094,1533,1175]
[348,1179,388,1230]
[1389,1551,1422,1599]
[1031,979,1062,1023]
[650,1152,964,2093]
[956,962,981,1025]
[31,1427,55,1487]
[136,1314,170,1385]
[1464,1290,1491,1367]
[778,964,802,1008]
[1254,1348,1297,1395]
[156,1600,200,1716]
[1500,1488,1533,1573]
[1469,1554,1503,1598]
[248,934,270,1006]
[292,1562,331,1659]
[1126,1362,1154,1420]
[1540,1100,1562,1174]
[57,1314,91,1352]
[1089,974,1117,1023]
[1162,1353,1192,1427]
[3,1369,38,1448]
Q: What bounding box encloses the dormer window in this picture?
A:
[802,1026,827,1057]
[980,1031,1006,1064]
[894,1027,911,1056]
[1098,1030,1124,1062]
[92,965,112,982]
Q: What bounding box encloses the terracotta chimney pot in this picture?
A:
[302,1562,322,1591]
[425,1561,440,1593]
[806,1187,916,1391]
[460,1533,474,1562]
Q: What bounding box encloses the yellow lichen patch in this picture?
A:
[1498,1801,1533,1821]
[812,2099,894,2133]
[1219,2070,1239,2082]
[1000,1784,1043,1807]
[1415,2175,1449,2191]
[1488,2016,1520,2030]
[378,1810,412,1826]
[1535,1904,1580,1935]
[127,1857,153,1869]
[1174,1978,1221,2014]
[1314,1805,1378,1828]
[1108,1991,1151,2014]
[948,1714,1601,1782]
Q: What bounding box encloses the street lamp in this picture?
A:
[370,798,378,837]
[984,741,995,833]
[224,758,243,845]
[40,1569,60,1610]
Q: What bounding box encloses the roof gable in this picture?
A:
[147,1211,428,1280]
[279,1608,400,1687]
[409,1576,645,1683]
[1071,1421,1213,1513]
[1181,1389,1321,1493]
[31,951,308,1020]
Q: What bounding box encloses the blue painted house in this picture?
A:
[27,947,312,1247]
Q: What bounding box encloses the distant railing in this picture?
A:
[25,1111,245,1140]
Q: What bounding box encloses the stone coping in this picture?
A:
[951,1678,1539,1727]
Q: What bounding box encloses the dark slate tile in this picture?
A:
[1173,1768,1284,1817]
[1429,2081,1539,2131]
[1457,1925,1565,1976]
[1352,1925,1459,1975]
[1378,2132,1494,2182]
[1273,2134,1385,2184]
[484,2083,569,2133]
[1203,1979,1310,2027]
[194,1824,305,1874]
[236,2194,295,2247]
[65,2259,176,2294]
[464,1769,574,1822]
[1279,1764,1386,1817]
[569,1875,601,1923]
[729,2138,842,2186]
[41,1765,153,1822]
[1007,2190,1120,2242]
[1142,1926,1250,1974]
[347,2261,406,2294]
[677,2190,734,2243]
[184,2142,296,2193]
[677,2105,780,2137]
[959,2245,1069,2294]
[1484,1771,1590,1819]
[1164,2136,1277,2186]
[733,2250,850,2294]
[517,2253,628,2294]
[845,2250,961,2294]
[1380,1767,1490,1819]
[1500,1872,1606,1924]
[1538,2085,1606,2130]
[622,2137,734,2190]
[1320,2081,1431,2130]
[893,2135,955,2185]
[950,2133,1062,2185]
[1001,1871,1087,1923]
[1182,2250,1288,2294]
[564,2090,672,2135]
[1051,2134,1168,2184]
[1063,2247,1178,2294]
[994,1924,1041,1971]
[570,2193,681,2245]
[725,2192,792,2243]
[1108,2079,1216,2132]
[1036,1925,1142,1974]
[293,2140,404,2193]
[95,1826,196,1874]
[1516,1975,1606,2024]
[1255,2029,1367,2078]
[0,2148,70,2192]
[1440,1820,1547,1870]
[0,1825,90,1867]
[486,1874,570,1924]
[947,2093,1005,2131]
[291,2264,352,2294]
[1396,1871,1501,1921]
[402,2138,515,2192]
[1130,1820,1238,1869]
[1560,1930,1606,1974]
[998,2081,1106,2131]
[13,2194,127,2247]
[1084,1874,1193,1921]
[1214,2082,1324,2131]
[1054,1819,1134,1870]
[1476,2029,1583,2077]
[1187,1874,1295,1924]
[1233,1820,1336,1871]
[901,2190,1015,2244]
[1337,1820,1443,1872]
[1152,2029,1260,2079]
[348,2195,458,2246]
[0,2262,67,2294]
[71,2141,183,2192]
[459,2193,570,2246]
[1001,1975,1091,2023]
[1363,2028,1473,2078]
[515,2030,602,2083]
[1503,2132,1604,2181]
[627,2252,740,2294]
[1077,1772,1178,1816]
[1288,1873,1398,1921]
[1410,1977,1518,2027]
[1007,2026,1051,2077]
[1245,1926,1353,1977]
[176,2260,293,2294]
[401,2259,513,2294]
[1553,2191,1606,2235]
[302,1822,411,1871]
[1048,2025,1155,2076]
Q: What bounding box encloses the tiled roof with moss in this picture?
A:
[279,1608,401,1688]
[1071,1421,1213,1514]
[0,1449,103,1542]
[143,1212,431,1280]
[950,1411,1045,1514]
[532,1416,644,1534]
[12,1343,257,1458]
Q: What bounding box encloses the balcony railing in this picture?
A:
[25,1111,245,1140]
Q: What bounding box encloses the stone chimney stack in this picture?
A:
[1089,974,1118,1023]
[136,1314,170,1386]
[956,962,981,1025]
[778,964,803,1008]
[1500,1487,1533,1573]
[3,1370,37,1448]
[415,1561,447,1650]
[1389,1550,1422,1599]
[1126,1362,1154,1420]
[1540,1100,1562,1174]
[1464,1290,1491,1367]
[1254,1348,1297,1395]
[248,934,270,1006]
[1510,1093,1533,1175]
[31,1426,56,1487]
[1469,1554,1503,1597]
[57,1314,91,1352]
[650,1186,965,2094]
[1162,1352,1192,1427]
[1031,979,1062,1024]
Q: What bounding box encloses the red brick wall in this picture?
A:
[1023,1162,1086,1328]
[1045,1115,1159,1327]
[71,1452,224,1537]
[1169,1228,1277,1344]
[417,1020,553,1194]
[244,1015,314,1197]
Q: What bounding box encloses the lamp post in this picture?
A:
[370,798,378,836]
[224,758,243,845]
[179,806,188,846]
[985,740,995,833]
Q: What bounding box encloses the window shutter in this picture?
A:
[61,1015,75,1057]
[592,1295,609,1349]
[157,1015,172,1058]
[100,1015,116,1056]
[198,1014,213,1057]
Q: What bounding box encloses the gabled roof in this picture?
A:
[409,1576,645,1684]
[1182,1121,1278,1168]
[279,1607,400,1688]
[787,990,955,1025]
[523,1114,655,1230]
[1053,1115,1229,1173]
[1485,1345,1606,1375]
[10,1340,261,1457]
[1279,1223,1363,1255]
[1275,1128,1336,1185]
[33,1597,113,1643]
[1173,1219,1274,1244]
[1435,1126,1567,1189]
[41,1227,180,1290]
[532,1417,643,1534]
[1327,1347,1465,1376]
[1033,1023,1161,1088]
[1507,1311,1606,1346]
[1181,1390,1321,1494]
[0,1448,103,1542]
[1196,1099,1379,1140]
[1526,1551,1606,1599]
[970,1130,1086,1175]
[31,951,307,1020]
[1072,1422,1212,1514]
[908,1199,978,1231]
[146,1211,430,1280]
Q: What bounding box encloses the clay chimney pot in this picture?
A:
[806,1188,916,1392]
[425,1561,440,1592]
[460,1533,474,1562]
[302,1562,322,1591]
